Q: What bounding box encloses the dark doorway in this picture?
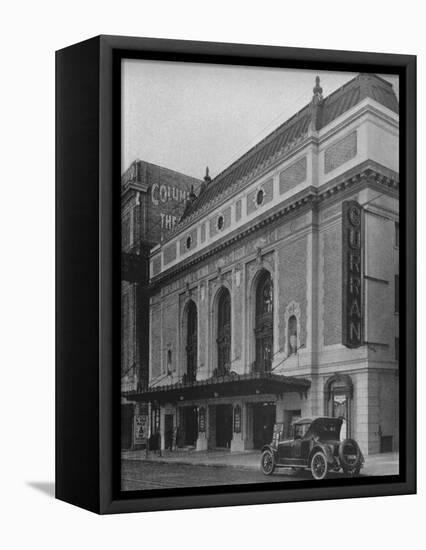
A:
[380,435,393,453]
[180,406,198,447]
[215,404,233,448]
[164,414,174,450]
[253,403,276,449]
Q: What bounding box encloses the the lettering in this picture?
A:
[160,213,177,230]
[342,201,363,348]
[151,184,188,206]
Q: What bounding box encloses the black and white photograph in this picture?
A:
[1,0,422,541]
[120,60,401,491]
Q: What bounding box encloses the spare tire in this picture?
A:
[339,438,361,472]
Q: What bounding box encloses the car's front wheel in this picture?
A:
[260,449,275,476]
[310,451,329,480]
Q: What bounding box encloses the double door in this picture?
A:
[253,403,276,449]
[215,404,233,448]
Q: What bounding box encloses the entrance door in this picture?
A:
[253,403,276,449]
[180,407,198,447]
[215,405,233,448]
[164,414,174,450]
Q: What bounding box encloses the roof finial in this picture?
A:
[310,75,324,132]
[313,76,323,103]
[204,166,212,184]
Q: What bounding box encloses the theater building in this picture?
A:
[126,74,400,455]
[121,160,201,448]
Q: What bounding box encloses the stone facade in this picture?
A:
[127,74,400,456]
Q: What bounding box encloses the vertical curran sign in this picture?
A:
[342,200,363,348]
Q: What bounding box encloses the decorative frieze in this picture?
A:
[324,131,357,173]
[209,206,232,237]
[152,255,161,277]
[247,179,273,215]
[163,242,177,265]
[279,156,307,195]
[179,227,198,255]
[235,199,242,222]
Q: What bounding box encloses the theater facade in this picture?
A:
[124,74,400,455]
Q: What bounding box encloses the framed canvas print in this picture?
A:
[56,35,416,514]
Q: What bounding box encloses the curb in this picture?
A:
[124,456,260,471]
[122,455,399,476]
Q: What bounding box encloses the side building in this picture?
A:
[121,160,201,449]
[126,74,399,455]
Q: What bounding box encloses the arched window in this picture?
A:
[254,271,273,372]
[217,288,231,375]
[185,301,197,383]
[288,315,297,355]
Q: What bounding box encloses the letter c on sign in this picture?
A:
[349,205,361,227]
[151,184,159,206]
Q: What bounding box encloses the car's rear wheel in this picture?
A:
[339,439,362,474]
[260,449,275,476]
[310,451,328,480]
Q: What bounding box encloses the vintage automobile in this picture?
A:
[260,417,364,480]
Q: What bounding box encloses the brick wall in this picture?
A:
[279,156,307,195]
[322,223,342,345]
[140,161,201,244]
[231,269,244,369]
[235,199,242,221]
[163,242,177,266]
[161,294,180,373]
[324,131,357,173]
[150,299,162,379]
[200,222,206,243]
[277,236,307,352]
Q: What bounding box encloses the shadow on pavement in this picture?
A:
[26,481,55,498]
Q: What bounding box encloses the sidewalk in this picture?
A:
[121,448,399,476]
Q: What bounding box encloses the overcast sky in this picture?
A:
[122,60,398,180]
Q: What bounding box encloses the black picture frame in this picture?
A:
[56,35,416,514]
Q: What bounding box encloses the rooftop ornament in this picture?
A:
[204,166,212,184]
[311,75,324,131]
[199,166,212,195]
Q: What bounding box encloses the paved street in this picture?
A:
[121,459,361,491]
